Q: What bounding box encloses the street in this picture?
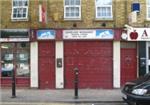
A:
[1,102,127,105]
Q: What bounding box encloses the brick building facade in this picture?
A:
[0,0,149,89]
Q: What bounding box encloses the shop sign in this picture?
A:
[127,28,150,41]
[0,38,29,42]
[63,29,114,39]
[37,30,55,39]
[0,29,29,42]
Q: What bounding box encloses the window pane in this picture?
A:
[76,0,80,5]
[97,6,112,18]
[70,0,74,5]
[16,50,29,77]
[147,0,150,5]
[106,7,111,16]
[13,8,17,17]
[19,0,23,6]
[1,43,14,77]
[1,43,30,77]
[66,7,70,16]
[96,0,112,5]
[75,7,79,16]
[148,7,150,18]
[65,0,80,5]
[23,8,27,15]
[12,0,28,19]
[64,0,80,18]
[23,0,28,6]
[65,0,69,5]
[13,1,17,6]
[17,43,30,49]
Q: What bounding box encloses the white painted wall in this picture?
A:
[30,42,38,88]
[113,41,121,88]
[55,41,64,88]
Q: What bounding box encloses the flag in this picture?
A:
[39,1,47,26]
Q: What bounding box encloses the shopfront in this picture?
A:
[63,29,114,89]
[36,30,56,89]
[123,27,150,81]
[0,29,30,87]
[35,29,116,89]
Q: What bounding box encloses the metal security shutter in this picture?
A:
[121,42,137,86]
[64,41,113,89]
[38,41,55,89]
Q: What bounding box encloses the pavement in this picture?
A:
[0,88,124,104]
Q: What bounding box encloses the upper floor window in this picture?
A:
[147,0,150,20]
[95,0,113,19]
[64,0,81,20]
[11,0,29,20]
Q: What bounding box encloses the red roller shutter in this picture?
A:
[64,41,113,89]
[121,42,137,86]
[38,41,55,89]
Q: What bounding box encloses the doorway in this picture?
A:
[121,42,137,86]
[146,42,150,74]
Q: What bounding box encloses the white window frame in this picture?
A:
[95,0,113,19]
[11,0,29,21]
[147,0,150,20]
[64,0,81,20]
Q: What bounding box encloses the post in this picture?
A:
[12,67,16,98]
[12,43,16,98]
[74,67,79,99]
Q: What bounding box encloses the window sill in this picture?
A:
[144,19,150,22]
[93,18,114,22]
[11,18,29,22]
[63,18,83,22]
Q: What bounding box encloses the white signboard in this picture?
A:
[0,38,29,42]
[127,28,150,41]
[63,30,114,39]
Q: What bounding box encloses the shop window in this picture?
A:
[11,0,29,20]
[1,43,30,77]
[121,42,136,48]
[64,0,81,20]
[95,0,113,19]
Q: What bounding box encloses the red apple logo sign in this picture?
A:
[130,30,138,40]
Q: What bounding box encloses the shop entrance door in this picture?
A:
[38,41,55,89]
[121,42,137,86]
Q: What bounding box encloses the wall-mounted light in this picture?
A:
[121,31,128,40]
[73,23,77,28]
[101,22,106,27]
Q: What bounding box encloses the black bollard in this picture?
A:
[12,43,16,98]
[74,67,79,99]
[12,68,16,98]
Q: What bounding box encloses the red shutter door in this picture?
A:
[121,42,137,86]
[64,41,113,89]
[38,41,55,89]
